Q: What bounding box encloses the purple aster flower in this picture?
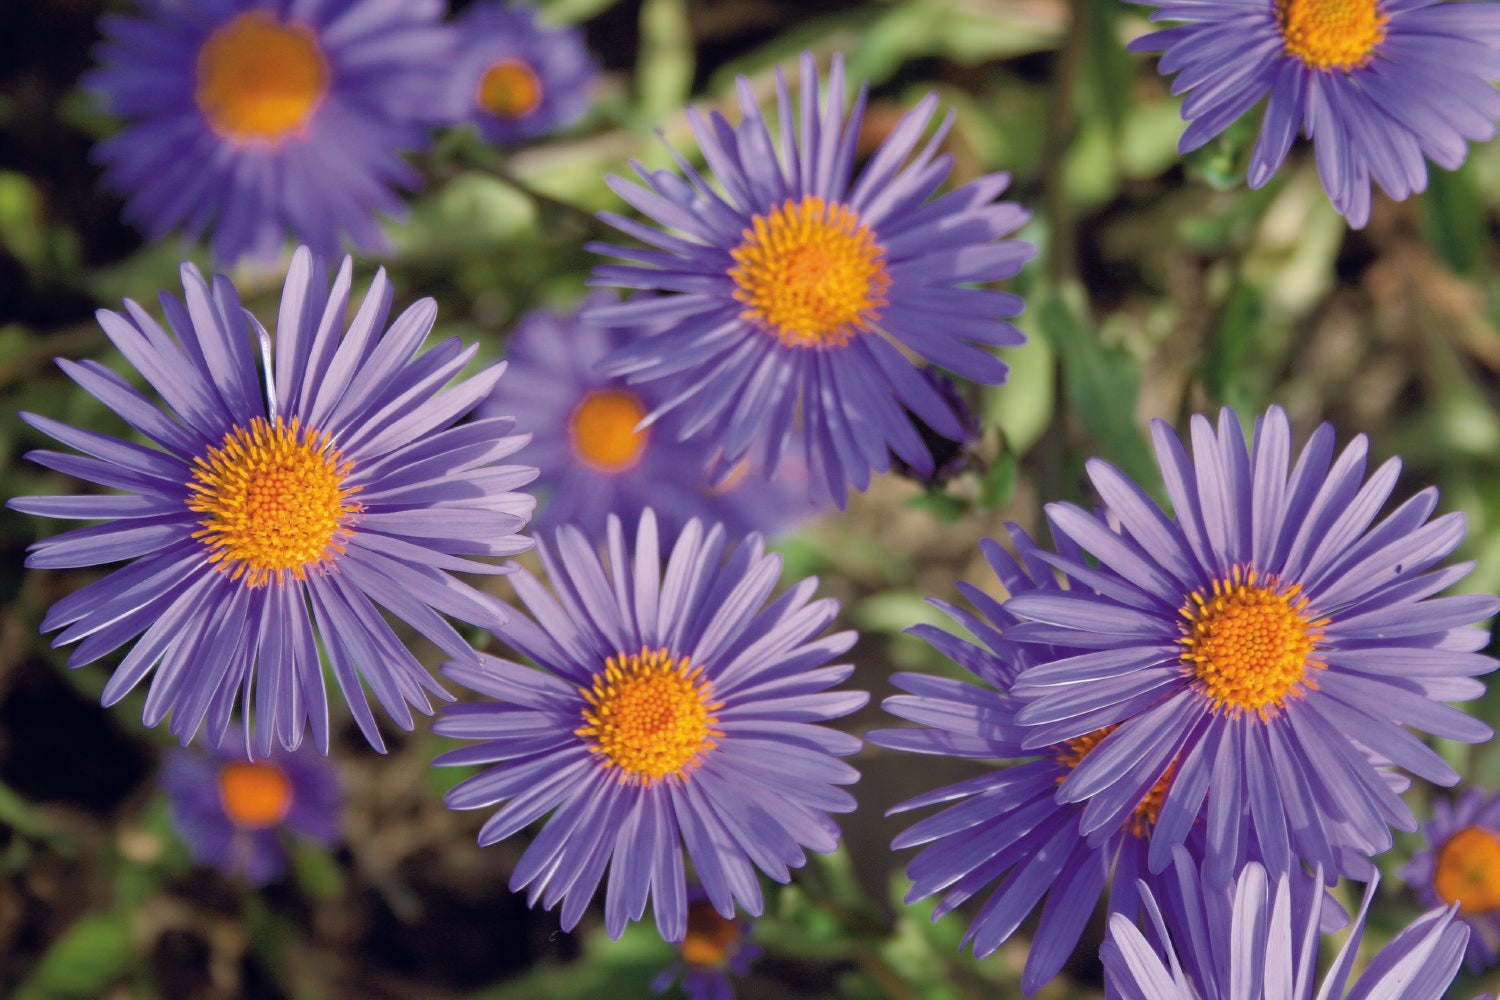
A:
[1127,0,1500,227]
[1103,851,1467,1000]
[438,2,598,144]
[84,0,450,264]
[868,526,1185,992]
[1401,787,1500,972]
[431,510,867,941]
[588,52,1035,508]
[10,246,535,755]
[162,731,340,885]
[651,886,760,1000]
[1001,406,1496,887]
[480,293,825,543]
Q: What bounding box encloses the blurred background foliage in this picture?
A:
[5,0,1500,997]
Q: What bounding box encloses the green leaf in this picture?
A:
[1203,280,1263,409]
[290,840,345,901]
[636,0,693,123]
[1421,160,1484,277]
[14,913,132,1000]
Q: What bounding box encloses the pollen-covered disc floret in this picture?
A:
[477,58,544,119]
[1435,827,1500,915]
[188,416,361,587]
[1057,725,1176,839]
[578,647,722,784]
[568,389,649,472]
[1180,566,1326,717]
[217,760,294,829]
[729,196,891,348]
[1276,0,1388,70]
[195,10,329,143]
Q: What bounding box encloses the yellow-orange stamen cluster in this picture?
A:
[218,760,293,829]
[1180,566,1326,719]
[729,195,892,348]
[577,647,722,784]
[681,900,742,967]
[188,416,361,588]
[1435,826,1500,914]
[195,10,330,143]
[476,58,544,118]
[568,389,650,472]
[1276,0,1387,71]
[1055,725,1176,838]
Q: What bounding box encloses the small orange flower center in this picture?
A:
[1276,0,1387,71]
[1056,725,1176,838]
[1180,567,1326,719]
[1435,826,1500,914]
[577,647,722,785]
[729,195,892,348]
[195,10,330,143]
[217,760,293,829]
[568,389,650,472]
[187,416,362,588]
[681,900,743,966]
[476,58,544,119]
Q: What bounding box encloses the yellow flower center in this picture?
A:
[681,899,742,967]
[476,58,544,119]
[195,10,330,143]
[1435,826,1500,914]
[1276,0,1388,71]
[1056,725,1176,838]
[577,647,722,785]
[217,760,293,829]
[729,195,892,349]
[1180,567,1326,719]
[187,416,362,588]
[568,389,650,472]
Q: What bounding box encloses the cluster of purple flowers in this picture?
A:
[12,2,1500,997]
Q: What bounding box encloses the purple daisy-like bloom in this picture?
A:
[431,510,866,941]
[1103,851,1467,1000]
[1002,406,1496,888]
[588,52,1035,507]
[439,2,598,144]
[480,293,824,543]
[868,526,1183,992]
[1401,787,1500,972]
[162,731,340,885]
[651,886,760,1000]
[10,246,535,755]
[84,0,450,264]
[1127,0,1500,227]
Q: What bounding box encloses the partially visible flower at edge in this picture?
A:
[651,887,760,1000]
[1126,0,1500,227]
[162,731,340,885]
[10,246,535,755]
[85,0,450,264]
[1103,849,1467,999]
[1402,786,1500,973]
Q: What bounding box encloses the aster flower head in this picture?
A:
[1103,850,1467,1000]
[163,731,340,885]
[431,510,866,941]
[868,527,1185,993]
[588,52,1035,507]
[440,2,598,144]
[1127,0,1500,227]
[1401,786,1500,972]
[10,246,535,755]
[480,293,825,542]
[1002,406,1496,888]
[651,886,760,1000]
[85,0,451,264]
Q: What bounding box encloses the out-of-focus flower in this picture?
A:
[1402,787,1500,972]
[589,52,1034,507]
[432,511,866,941]
[11,246,535,754]
[1103,850,1467,999]
[1127,0,1500,227]
[481,294,824,543]
[439,2,598,143]
[651,887,760,1000]
[84,0,449,263]
[162,733,340,884]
